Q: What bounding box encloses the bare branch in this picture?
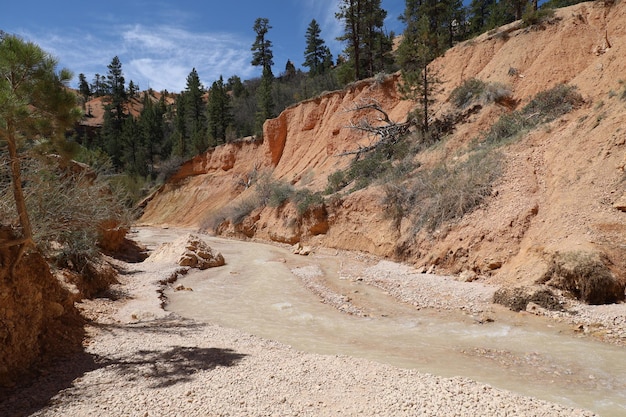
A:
[338,98,411,159]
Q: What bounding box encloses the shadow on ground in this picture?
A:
[0,318,246,416]
[108,345,246,388]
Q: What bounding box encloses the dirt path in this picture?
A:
[2,227,604,416]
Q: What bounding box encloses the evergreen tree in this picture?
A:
[0,33,81,266]
[128,80,139,98]
[173,68,206,157]
[138,92,165,175]
[207,75,233,146]
[78,73,91,99]
[251,18,274,75]
[227,75,246,98]
[283,60,297,80]
[397,8,442,132]
[468,0,497,35]
[92,73,106,96]
[106,56,126,106]
[256,67,274,136]
[120,115,143,175]
[303,19,331,76]
[100,56,129,169]
[336,0,391,81]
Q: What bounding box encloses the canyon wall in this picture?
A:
[141,2,626,288]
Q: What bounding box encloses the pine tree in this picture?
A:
[468,0,497,35]
[397,10,441,133]
[256,67,274,136]
[78,73,91,99]
[207,75,233,146]
[173,68,206,157]
[303,19,331,76]
[106,56,126,108]
[138,92,165,176]
[251,18,274,75]
[336,0,391,81]
[0,33,81,269]
[100,56,129,169]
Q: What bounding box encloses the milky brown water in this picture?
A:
[151,230,626,416]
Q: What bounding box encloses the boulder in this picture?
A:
[178,236,225,269]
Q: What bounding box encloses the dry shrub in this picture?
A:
[386,150,501,232]
[449,78,512,109]
[0,156,131,271]
[493,286,564,312]
[484,84,583,145]
[538,251,625,305]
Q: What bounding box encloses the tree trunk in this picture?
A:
[6,121,34,272]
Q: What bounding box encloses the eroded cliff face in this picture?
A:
[141,1,626,289]
[0,228,84,387]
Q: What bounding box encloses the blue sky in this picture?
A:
[2,0,406,93]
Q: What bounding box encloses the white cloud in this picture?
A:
[17,23,258,93]
[120,24,257,92]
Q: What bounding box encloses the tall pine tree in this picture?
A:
[251,18,274,76]
[303,19,332,76]
[336,0,392,81]
[207,75,233,146]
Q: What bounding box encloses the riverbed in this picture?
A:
[160,229,626,416]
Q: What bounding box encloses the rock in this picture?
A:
[176,235,225,270]
[485,260,503,271]
[292,242,312,256]
[293,242,303,254]
[457,270,478,282]
[613,195,626,212]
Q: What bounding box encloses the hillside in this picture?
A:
[140,1,626,295]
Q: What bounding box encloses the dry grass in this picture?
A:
[538,251,625,304]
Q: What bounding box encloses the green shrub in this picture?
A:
[449,78,487,108]
[292,189,325,216]
[0,156,131,269]
[522,83,583,123]
[522,7,555,27]
[255,177,294,207]
[325,170,349,194]
[449,79,512,109]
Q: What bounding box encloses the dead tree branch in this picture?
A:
[339,99,411,159]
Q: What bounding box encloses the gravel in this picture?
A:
[2,229,603,417]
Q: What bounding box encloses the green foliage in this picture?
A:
[251,17,274,74]
[449,78,487,108]
[304,19,333,76]
[292,189,324,216]
[255,176,294,207]
[522,7,555,27]
[335,0,392,81]
[256,67,275,135]
[449,78,512,109]
[0,157,131,268]
[484,84,583,145]
[541,0,585,10]
[325,137,413,194]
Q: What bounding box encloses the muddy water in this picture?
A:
[156,231,626,416]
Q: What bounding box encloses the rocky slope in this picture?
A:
[140,1,626,294]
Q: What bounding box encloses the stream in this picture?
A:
[149,229,626,416]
